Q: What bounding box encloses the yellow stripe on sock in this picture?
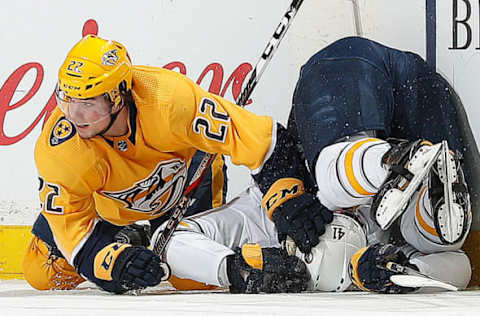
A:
[345,138,379,196]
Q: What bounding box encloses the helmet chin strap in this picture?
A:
[95,96,128,136]
[96,106,124,136]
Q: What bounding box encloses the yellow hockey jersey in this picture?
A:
[35,66,274,264]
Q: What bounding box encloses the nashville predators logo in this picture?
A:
[102,49,119,66]
[50,118,76,146]
[103,159,187,214]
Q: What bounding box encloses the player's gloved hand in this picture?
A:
[113,246,170,292]
[272,193,333,254]
[94,243,170,294]
[227,244,309,294]
[349,243,417,294]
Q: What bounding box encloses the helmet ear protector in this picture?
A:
[103,80,129,111]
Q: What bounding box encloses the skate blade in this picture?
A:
[376,143,443,230]
[436,141,464,244]
[437,202,465,244]
[390,274,458,291]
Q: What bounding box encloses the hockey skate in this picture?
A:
[372,139,470,242]
[429,141,471,244]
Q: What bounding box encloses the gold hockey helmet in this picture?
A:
[56,35,132,107]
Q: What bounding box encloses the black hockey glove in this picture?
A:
[114,223,151,247]
[349,243,417,294]
[272,193,333,254]
[227,244,309,294]
[111,246,170,293]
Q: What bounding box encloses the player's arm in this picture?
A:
[164,72,274,171]
[251,124,334,254]
[38,178,168,293]
[36,154,167,294]
[165,73,332,254]
[24,212,155,291]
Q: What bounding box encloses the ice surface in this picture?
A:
[1,280,480,316]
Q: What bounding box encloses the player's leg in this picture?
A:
[409,250,471,290]
[23,235,85,290]
[151,186,308,293]
[315,136,471,243]
[400,175,471,253]
[314,135,390,210]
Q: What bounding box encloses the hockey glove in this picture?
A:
[273,194,333,254]
[94,243,170,294]
[261,178,333,254]
[349,243,417,294]
[114,223,152,247]
[227,243,309,294]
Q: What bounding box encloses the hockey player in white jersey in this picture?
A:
[151,185,365,293]
[289,36,473,293]
[151,36,473,294]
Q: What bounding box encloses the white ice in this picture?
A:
[2,280,480,316]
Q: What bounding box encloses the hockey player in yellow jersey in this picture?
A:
[24,35,331,293]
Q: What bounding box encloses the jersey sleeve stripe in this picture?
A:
[65,218,100,265]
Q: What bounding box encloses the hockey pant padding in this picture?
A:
[410,251,471,290]
[151,186,279,288]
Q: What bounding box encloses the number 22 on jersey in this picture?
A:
[192,97,230,143]
[38,177,64,214]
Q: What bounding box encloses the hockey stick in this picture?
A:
[386,261,459,291]
[153,0,305,258]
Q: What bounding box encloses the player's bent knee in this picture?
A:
[23,236,85,290]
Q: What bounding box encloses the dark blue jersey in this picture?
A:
[290,36,464,174]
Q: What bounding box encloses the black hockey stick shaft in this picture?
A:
[153,0,305,258]
[236,0,304,106]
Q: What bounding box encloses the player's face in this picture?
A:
[59,95,113,139]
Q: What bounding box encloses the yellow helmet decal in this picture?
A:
[57,35,132,106]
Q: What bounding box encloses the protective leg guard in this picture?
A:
[372,139,443,229]
[226,244,309,294]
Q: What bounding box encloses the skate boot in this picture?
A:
[372,139,444,230]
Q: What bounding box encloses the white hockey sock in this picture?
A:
[315,137,390,210]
